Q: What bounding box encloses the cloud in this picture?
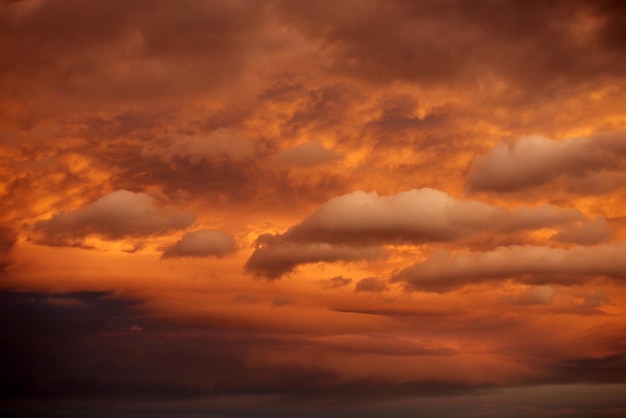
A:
[0,0,272,107]
[275,0,626,93]
[268,188,603,245]
[245,242,386,279]
[246,187,611,278]
[467,132,626,192]
[551,217,613,245]
[354,277,388,293]
[501,286,555,306]
[33,190,194,247]
[272,296,295,307]
[161,230,236,259]
[0,227,17,274]
[395,243,626,292]
[0,227,17,254]
[270,143,340,168]
[319,276,353,289]
[142,128,255,163]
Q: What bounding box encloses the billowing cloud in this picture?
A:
[246,188,612,278]
[270,143,340,167]
[268,188,604,245]
[33,190,194,247]
[467,132,626,192]
[395,243,626,292]
[245,242,386,279]
[161,230,236,259]
[246,188,611,278]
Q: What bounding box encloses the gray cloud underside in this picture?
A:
[246,243,386,279]
[395,243,626,292]
[247,188,612,278]
[161,229,236,259]
[467,131,626,192]
[33,190,194,247]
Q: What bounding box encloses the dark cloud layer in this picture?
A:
[275,0,626,93]
[0,290,476,404]
[0,0,271,106]
[1,289,624,418]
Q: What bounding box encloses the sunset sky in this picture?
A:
[1,1,626,417]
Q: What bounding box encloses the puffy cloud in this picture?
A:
[33,190,194,247]
[395,243,626,292]
[161,230,236,259]
[259,188,601,244]
[269,143,340,167]
[245,242,386,279]
[274,188,602,245]
[246,187,612,278]
[467,132,626,192]
[354,277,388,293]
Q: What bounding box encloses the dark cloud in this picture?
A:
[275,0,626,94]
[161,230,236,259]
[93,137,346,211]
[319,275,353,289]
[499,286,555,306]
[0,226,17,274]
[142,129,255,163]
[230,293,264,304]
[467,132,626,193]
[0,290,485,405]
[355,277,388,293]
[270,143,340,168]
[272,296,295,307]
[549,352,626,384]
[0,0,271,105]
[0,226,16,253]
[395,243,626,292]
[245,242,386,279]
[365,95,452,147]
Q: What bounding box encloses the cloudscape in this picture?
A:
[1,1,625,417]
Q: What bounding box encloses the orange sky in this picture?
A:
[1,1,626,417]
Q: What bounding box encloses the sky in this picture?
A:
[1,0,626,417]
